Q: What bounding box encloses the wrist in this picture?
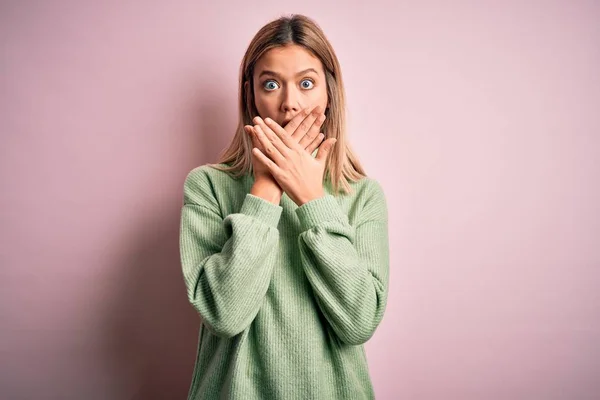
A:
[297,189,326,207]
[251,178,283,205]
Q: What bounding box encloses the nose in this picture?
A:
[280,86,301,114]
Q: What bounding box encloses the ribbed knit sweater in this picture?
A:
[179,163,390,400]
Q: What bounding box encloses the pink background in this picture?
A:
[1,1,599,399]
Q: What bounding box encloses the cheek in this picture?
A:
[309,87,328,109]
[254,93,277,116]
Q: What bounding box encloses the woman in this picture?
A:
[179,14,390,400]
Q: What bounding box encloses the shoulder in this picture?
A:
[348,176,386,202]
[183,163,231,186]
[347,176,388,224]
[182,163,245,208]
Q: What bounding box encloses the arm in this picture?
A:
[295,179,390,345]
[179,169,283,338]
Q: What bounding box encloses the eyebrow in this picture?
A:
[257,68,319,79]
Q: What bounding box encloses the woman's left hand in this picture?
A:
[248,116,337,206]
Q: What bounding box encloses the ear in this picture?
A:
[244,80,256,118]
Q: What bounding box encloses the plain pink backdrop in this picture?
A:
[1,1,599,399]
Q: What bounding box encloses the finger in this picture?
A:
[253,116,290,155]
[264,117,299,151]
[259,117,291,150]
[283,106,311,135]
[305,133,325,154]
[244,125,262,149]
[290,105,323,142]
[262,117,322,155]
[298,112,326,149]
[253,124,286,165]
[316,138,337,162]
[252,147,282,177]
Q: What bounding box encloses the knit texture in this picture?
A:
[179,163,390,400]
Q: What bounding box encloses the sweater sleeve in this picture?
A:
[179,169,283,338]
[295,179,389,345]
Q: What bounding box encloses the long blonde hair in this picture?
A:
[209,14,366,195]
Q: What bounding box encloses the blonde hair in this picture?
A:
[209,14,366,195]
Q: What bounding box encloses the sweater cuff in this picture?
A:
[239,193,283,228]
[295,194,346,231]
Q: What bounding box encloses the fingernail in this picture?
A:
[265,117,272,124]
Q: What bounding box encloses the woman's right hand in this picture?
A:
[245,124,283,186]
[281,105,327,152]
[245,105,327,182]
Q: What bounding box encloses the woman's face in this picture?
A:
[251,44,328,127]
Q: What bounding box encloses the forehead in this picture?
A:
[254,44,324,76]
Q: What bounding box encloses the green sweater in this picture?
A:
[179,163,390,400]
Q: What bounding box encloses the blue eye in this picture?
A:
[301,79,314,89]
[263,80,279,91]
